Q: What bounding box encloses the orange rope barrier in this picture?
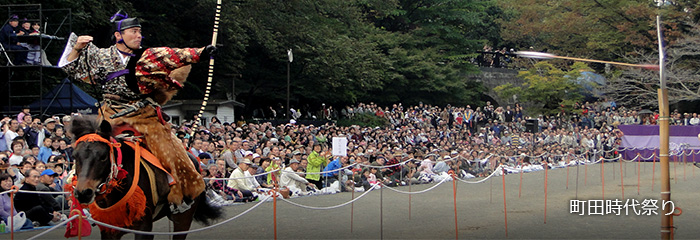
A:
[502,169,508,238]
[619,157,624,200]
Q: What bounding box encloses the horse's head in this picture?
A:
[70,116,115,205]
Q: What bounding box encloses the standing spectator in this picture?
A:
[3,119,20,150]
[305,144,328,189]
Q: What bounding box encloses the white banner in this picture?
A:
[332,137,348,156]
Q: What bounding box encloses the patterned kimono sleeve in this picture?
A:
[60,34,107,84]
[136,47,204,94]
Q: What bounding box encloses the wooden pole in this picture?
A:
[658,88,672,239]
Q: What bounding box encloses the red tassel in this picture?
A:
[117,167,128,180]
[65,196,92,238]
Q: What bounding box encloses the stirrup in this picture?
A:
[170,198,193,214]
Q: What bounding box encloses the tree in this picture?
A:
[606,23,700,108]
[496,0,693,63]
[495,61,591,115]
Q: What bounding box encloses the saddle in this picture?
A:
[112,123,175,186]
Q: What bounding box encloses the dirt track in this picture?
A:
[11,161,700,239]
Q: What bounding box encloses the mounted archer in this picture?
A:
[58,10,216,213]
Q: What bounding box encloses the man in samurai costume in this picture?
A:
[59,10,216,212]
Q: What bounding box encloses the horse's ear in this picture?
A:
[98,120,113,137]
[71,115,100,139]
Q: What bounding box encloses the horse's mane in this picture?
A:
[71,115,112,139]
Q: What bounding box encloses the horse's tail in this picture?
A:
[194,192,224,225]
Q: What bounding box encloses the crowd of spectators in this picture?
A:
[0,99,695,227]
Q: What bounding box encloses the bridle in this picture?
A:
[74,133,123,194]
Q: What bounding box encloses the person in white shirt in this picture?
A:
[690,113,700,126]
[280,159,314,196]
[3,119,19,149]
[227,158,256,191]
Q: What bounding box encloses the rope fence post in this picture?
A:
[519,157,524,198]
[380,183,383,240]
[544,161,548,224]
[576,157,580,199]
[619,155,625,200]
[490,176,493,204]
[585,159,588,186]
[683,149,686,181]
[652,153,657,191]
[351,188,354,233]
[408,178,412,220]
[10,185,18,240]
[273,184,278,240]
[601,157,605,200]
[501,167,508,238]
[637,153,641,195]
[674,154,678,184]
[450,171,458,240]
[612,156,616,181]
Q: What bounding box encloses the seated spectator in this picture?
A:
[17,19,40,65]
[280,159,314,196]
[0,15,28,65]
[0,173,33,231]
[14,169,65,226]
[227,158,257,191]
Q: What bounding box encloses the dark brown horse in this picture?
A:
[70,116,222,239]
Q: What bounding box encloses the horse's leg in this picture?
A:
[132,216,155,240]
[170,198,200,240]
